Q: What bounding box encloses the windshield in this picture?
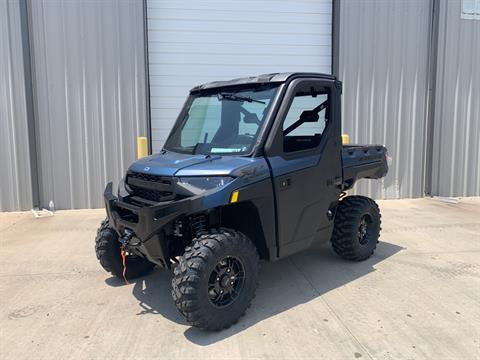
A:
[164,85,280,155]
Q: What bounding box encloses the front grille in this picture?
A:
[126,171,176,203]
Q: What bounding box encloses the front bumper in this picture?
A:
[104,182,202,267]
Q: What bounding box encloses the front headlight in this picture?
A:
[177,176,234,196]
[117,177,129,197]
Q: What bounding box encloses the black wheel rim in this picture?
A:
[358,214,372,246]
[208,256,245,308]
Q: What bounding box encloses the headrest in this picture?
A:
[299,110,319,123]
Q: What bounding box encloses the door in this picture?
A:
[145,0,333,151]
[265,79,342,258]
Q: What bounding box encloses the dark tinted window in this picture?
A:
[282,91,329,152]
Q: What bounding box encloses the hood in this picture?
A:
[128,151,270,180]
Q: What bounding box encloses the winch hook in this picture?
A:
[119,230,134,285]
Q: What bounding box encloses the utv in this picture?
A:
[96,72,389,330]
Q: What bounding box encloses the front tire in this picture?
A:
[95,219,155,279]
[172,228,260,330]
[331,196,381,261]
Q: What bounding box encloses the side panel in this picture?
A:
[29,0,148,209]
[431,0,480,197]
[0,0,34,211]
[339,0,431,198]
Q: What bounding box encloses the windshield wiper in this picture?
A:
[218,93,265,104]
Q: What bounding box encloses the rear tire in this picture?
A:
[172,228,260,330]
[95,219,155,279]
[331,196,381,261]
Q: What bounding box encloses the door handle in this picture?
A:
[279,178,291,190]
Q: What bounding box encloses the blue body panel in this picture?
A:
[129,152,222,177]
[267,154,321,177]
[128,151,271,210]
[176,156,270,178]
[130,152,268,178]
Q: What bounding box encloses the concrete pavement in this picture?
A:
[1,198,479,359]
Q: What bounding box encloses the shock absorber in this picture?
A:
[191,214,207,238]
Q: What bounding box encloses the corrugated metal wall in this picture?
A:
[431,0,480,197]
[146,0,333,152]
[339,0,432,199]
[2,0,478,212]
[0,0,33,211]
[28,0,148,209]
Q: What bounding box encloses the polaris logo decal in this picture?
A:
[143,166,150,171]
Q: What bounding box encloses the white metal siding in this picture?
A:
[146,0,333,151]
[431,0,480,197]
[29,0,148,209]
[0,0,33,211]
[339,0,432,199]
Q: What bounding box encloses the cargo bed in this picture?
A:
[341,145,389,190]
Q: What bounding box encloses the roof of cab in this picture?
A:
[190,72,337,92]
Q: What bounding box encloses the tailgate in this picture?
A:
[341,145,389,189]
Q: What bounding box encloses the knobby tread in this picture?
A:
[94,219,155,279]
[95,219,115,273]
[172,228,260,331]
[331,195,381,261]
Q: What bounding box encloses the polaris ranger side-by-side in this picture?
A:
[96,72,389,330]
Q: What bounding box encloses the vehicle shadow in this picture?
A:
[106,240,403,345]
